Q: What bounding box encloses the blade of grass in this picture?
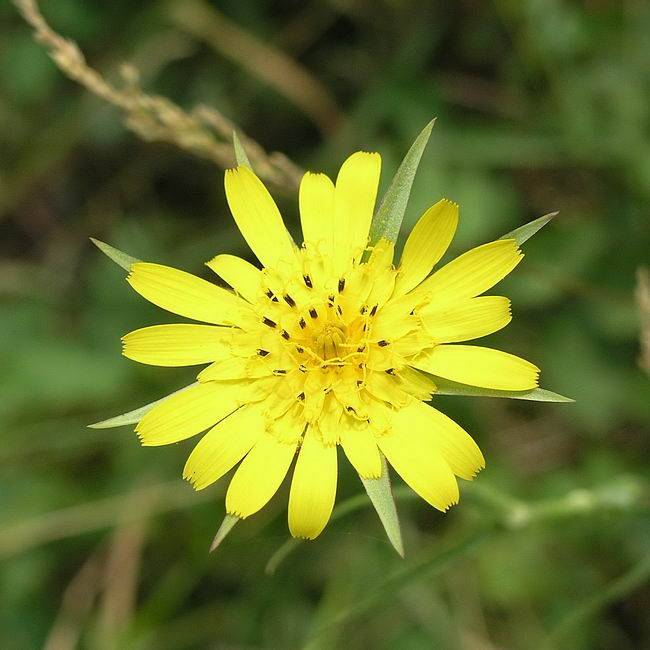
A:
[88,384,198,428]
[499,211,558,245]
[361,455,404,557]
[369,119,435,244]
[90,238,141,271]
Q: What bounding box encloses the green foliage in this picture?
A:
[2,1,650,649]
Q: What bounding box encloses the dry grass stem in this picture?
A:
[13,0,303,190]
[170,0,344,135]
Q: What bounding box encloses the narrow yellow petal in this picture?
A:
[397,367,437,401]
[365,370,410,407]
[198,356,273,381]
[122,324,231,367]
[206,254,262,303]
[412,345,540,391]
[127,262,248,326]
[394,199,459,295]
[339,419,381,479]
[377,420,459,512]
[288,428,337,539]
[225,434,297,518]
[332,151,381,273]
[299,172,335,253]
[136,381,252,446]
[183,402,266,490]
[224,165,296,269]
[414,239,523,305]
[420,296,512,343]
[395,401,484,480]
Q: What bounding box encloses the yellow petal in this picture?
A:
[420,296,512,343]
[136,381,252,446]
[206,254,262,303]
[397,367,437,401]
[127,262,248,326]
[122,324,231,367]
[224,165,296,269]
[339,419,381,479]
[394,199,459,295]
[288,428,337,539]
[183,402,266,490]
[198,356,273,381]
[396,401,484,480]
[225,434,297,518]
[412,345,540,391]
[299,172,335,253]
[377,418,459,512]
[414,239,523,305]
[332,152,381,273]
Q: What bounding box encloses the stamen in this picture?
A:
[357,345,365,353]
[385,368,396,375]
[257,349,270,357]
[369,304,378,317]
[336,305,343,316]
[299,317,307,329]
[295,345,304,353]
[303,274,313,288]
[262,317,277,328]
[298,364,308,372]
[297,392,305,401]
[338,278,346,292]
[309,308,318,319]
[360,305,368,315]
[273,369,287,375]
[283,294,296,307]
[281,329,291,340]
[378,340,389,347]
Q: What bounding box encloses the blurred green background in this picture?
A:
[1,1,649,648]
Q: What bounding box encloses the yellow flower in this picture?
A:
[121,152,539,540]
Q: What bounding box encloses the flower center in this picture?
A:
[315,324,346,361]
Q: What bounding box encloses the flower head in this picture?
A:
[121,152,539,539]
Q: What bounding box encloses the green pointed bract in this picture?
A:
[500,211,558,246]
[369,119,435,244]
[232,131,252,167]
[361,455,405,557]
[210,513,239,552]
[88,383,199,428]
[432,376,574,402]
[90,237,141,271]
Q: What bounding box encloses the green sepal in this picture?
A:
[233,131,252,167]
[499,211,558,246]
[361,454,405,557]
[88,383,199,428]
[432,376,574,402]
[90,237,141,271]
[369,119,435,244]
[210,513,239,552]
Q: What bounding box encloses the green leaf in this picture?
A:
[499,211,558,245]
[369,119,436,244]
[432,376,574,402]
[361,455,404,557]
[88,383,198,428]
[232,131,251,167]
[210,513,239,552]
[90,238,141,271]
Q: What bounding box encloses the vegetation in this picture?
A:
[2,1,649,648]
